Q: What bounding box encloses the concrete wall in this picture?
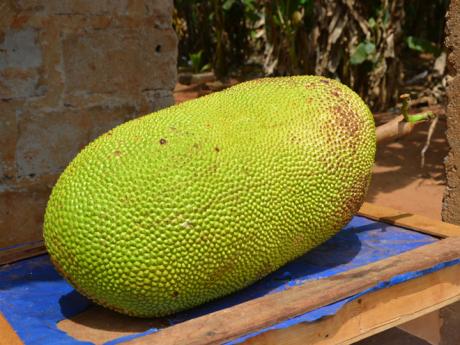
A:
[0,0,177,248]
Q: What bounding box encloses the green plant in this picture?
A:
[406,36,442,56]
[350,41,377,65]
[174,0,449,111]
[264,0,314,75]
[189,51,211,73]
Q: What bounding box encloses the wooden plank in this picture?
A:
[375,114,417,144]
[243,260,460,344]
[124,236,460,345]
[0,241,46,266]
[0,313,23,345]
[358,202,460,238]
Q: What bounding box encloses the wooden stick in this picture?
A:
[358,202,460,238]
[243,264,460,345]
[0,313,23,345]
[3,203,457,266]
[376,115,417,144]
[125,236,460,345]
[0,241,46,266]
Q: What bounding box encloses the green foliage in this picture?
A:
[189,51,211,73]
[350,41,376,65]
[406,36,442,56]
[174,0,449,110]
[222,0,235,11]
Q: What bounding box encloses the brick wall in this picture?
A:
[0,0,177,248]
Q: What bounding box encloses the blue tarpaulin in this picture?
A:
[1,216,458,345]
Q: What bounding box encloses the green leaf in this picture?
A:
[242,0,255,11]
[368,17,376,29]
[200,63,211,72]
[350,41,375,65]
[272,14,282,27]
[364,41,376,54]
[189,50,204,73]
[406,36,442,56]
[223,0,236,11]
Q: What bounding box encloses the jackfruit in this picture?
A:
[44,76,376,317]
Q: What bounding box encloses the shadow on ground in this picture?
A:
[356,327,430,345]
[365,115,447,219]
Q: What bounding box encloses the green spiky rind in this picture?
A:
[44,76,376,317]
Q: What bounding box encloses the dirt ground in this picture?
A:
[368,116,446,220]
[174,82,447,345]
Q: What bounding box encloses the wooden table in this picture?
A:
[2,203,460,345]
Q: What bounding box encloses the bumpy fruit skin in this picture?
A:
[44,76,376,317]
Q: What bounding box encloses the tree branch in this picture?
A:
[375,112,435,144]
[376,93,437,144]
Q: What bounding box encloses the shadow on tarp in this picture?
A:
[59,290,93,319]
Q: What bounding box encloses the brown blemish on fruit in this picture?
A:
[332,105,361,137]
[172,291,179,298]
[113,150,122,157]
[159,138,167,145]
[214,147,220,152]
[331,90,341,97]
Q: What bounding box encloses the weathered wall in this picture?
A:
[440,1,460,345]
[442,0,460,224]
[0,0,177,248]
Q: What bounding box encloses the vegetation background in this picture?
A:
[173,0,449,112]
